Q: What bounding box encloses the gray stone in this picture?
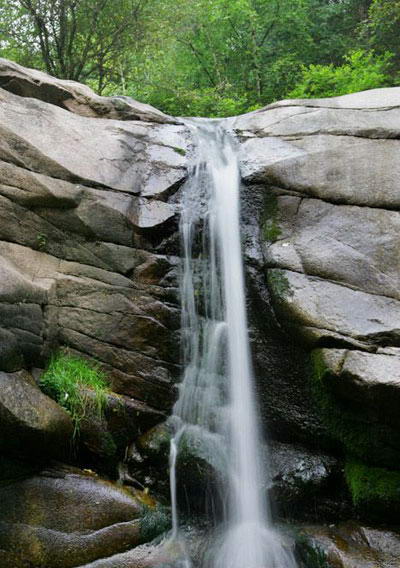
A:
[239,135,400,209]
[0,465,160,568]
[318,348,400,428]
[297,522,400,568]
[265,197,400,301]
[268,269,400,347]
[0,370,73,457]
[0,57,177,124]
[0,87,188,195]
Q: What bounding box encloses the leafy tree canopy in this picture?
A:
[0,0,398,116]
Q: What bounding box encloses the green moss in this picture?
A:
[262,193,281,243]
[345,461,400,510]
[172,146,186,156]
[296,535,330,568]
[310,350,400,467]
[267,269,293,300]
[40,352,109,438]
[139,505,171,542]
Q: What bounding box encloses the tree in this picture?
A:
[0,0,150,92]
[361,0,400,70]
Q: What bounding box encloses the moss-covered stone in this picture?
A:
[310,350,400,469]
[267,269,293,300]
[262,193,281,243]
[345,461,400,519]
[295,534,330,568]
[139,505,171,542]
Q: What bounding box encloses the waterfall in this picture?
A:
[169,119,296,568]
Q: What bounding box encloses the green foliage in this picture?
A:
[267,269,293,300]
[36,233,47,251]
[362,0,400,68]
[40,352,109,437]
[172,147,186,156]
[345,461,400,516]
[289,49,394,99]
[310,350,400,468]
[1,0,398,115]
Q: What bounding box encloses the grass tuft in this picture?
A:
[40,352,109,438]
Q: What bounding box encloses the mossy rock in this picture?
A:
[295,534,330,568]
[310,349,400,469]
[262,192,282,243]
[267,269,293,300]
[345,461,400,521]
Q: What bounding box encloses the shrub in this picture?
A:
[40,352,109,437]
[289,49,394,99]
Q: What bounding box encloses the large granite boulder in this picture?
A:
[296,522,400,568]
[0,58,189,420]
[0,370,73,458]
[0,464,168,568]
[0,58,176,124]
[235,89,400,475]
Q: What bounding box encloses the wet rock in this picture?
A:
[269,442,347,522]
[75,389,165,471]
[296,522,400,568]
[241,182,327,446]
[312,349,400,467]
[78,522,211,568]
[0,370,73,458]
[132,422,227,511]
[317,349,400,429]
[0,464,166,568]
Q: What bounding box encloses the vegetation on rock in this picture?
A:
[345,461,400,518]
[40,352,109,438]
[310,350,400,469]
[267,269,293,300]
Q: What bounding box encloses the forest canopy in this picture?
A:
[0,0,399,116]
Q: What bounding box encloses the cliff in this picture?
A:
[1,58,400,567]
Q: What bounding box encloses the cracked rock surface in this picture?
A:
[236,90,400,460]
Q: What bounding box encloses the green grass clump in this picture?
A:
[40,352,109,437]
[345,461,400,508]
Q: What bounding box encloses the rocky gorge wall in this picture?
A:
[1,58,400,567]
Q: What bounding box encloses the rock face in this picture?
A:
[0,59,189,416]
[0,370,73,458]
[297,522,400,568]
[2,58,400,565]
[0,58,176,123]
[235,91,400,473]
[0,59,187,568]
[0,464,167,568]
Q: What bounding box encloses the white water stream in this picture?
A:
[169,119,296,568]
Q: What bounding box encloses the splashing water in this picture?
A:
[169,119,296,568]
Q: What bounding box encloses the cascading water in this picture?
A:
[169,118,296,568]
